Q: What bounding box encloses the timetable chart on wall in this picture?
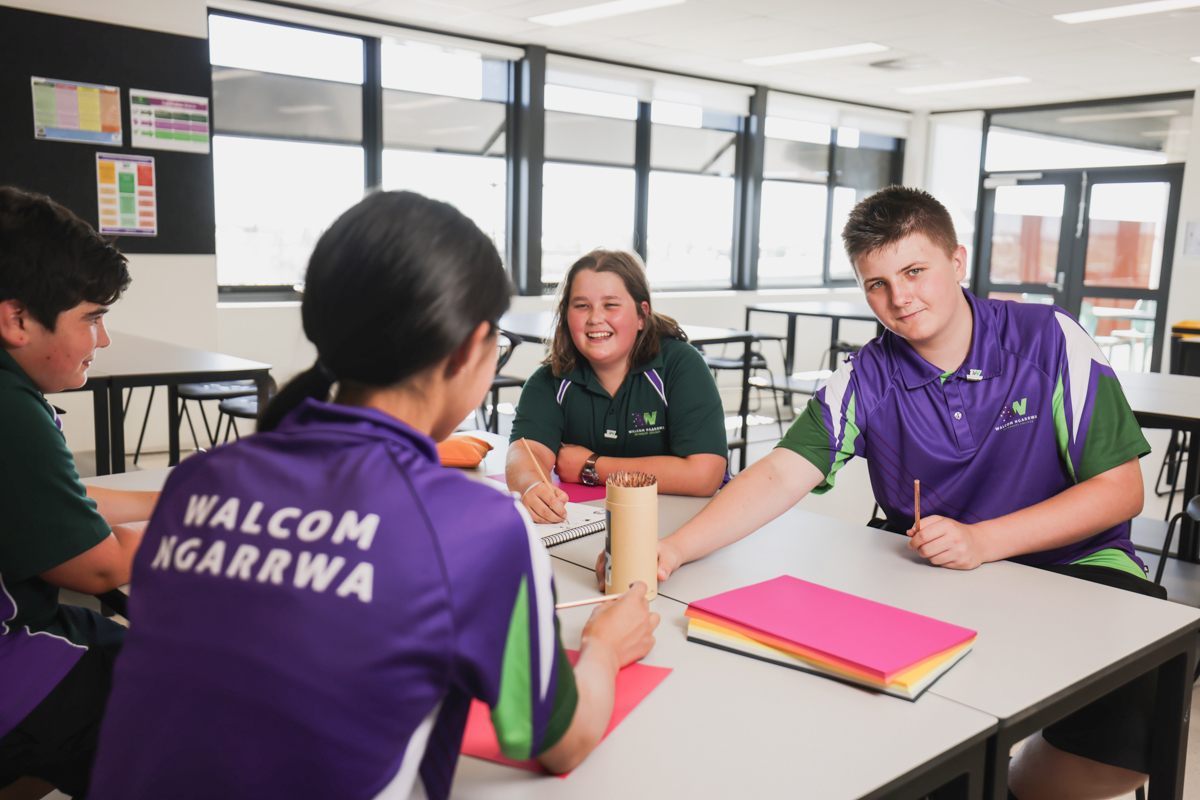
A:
[130,89,210,154]
[96,153,157,237]
[31,77,122,145]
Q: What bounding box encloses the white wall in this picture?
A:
[1165,88,1200,370]
[1,0,206,37]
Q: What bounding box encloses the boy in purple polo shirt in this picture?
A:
[0,187,157,796]
[89,191,658,799]
[639,187,1156,800]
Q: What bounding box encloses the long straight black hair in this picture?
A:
[259,191,511,433]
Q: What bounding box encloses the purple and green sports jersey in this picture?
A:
[777,290,1151,569]
[89,400,577,800]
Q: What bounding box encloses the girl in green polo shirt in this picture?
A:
[507,249,728,523]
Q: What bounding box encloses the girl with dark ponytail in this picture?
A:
[89,192,659,800]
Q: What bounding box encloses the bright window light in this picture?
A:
[1057,109,1178,123]
[1054,0,1200,24]
[651,101,702,128]
[381,41,483,100]
[744,42,888,67]
[530,0,685,27]
[765,117,831,145]
[545,84,639,120]
[837,127,860,148]
[208,15,363,85]
[898,76,1029,95]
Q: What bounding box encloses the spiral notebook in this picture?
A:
[537,503,607,547]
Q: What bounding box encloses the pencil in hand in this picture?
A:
[914,479,921,533]
[556,594,621,610]
[522,439,566,523]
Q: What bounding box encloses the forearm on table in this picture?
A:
[591,453,725,496]
[505,438,557,494]
[665,448,823,566]
[536,644,618,774]
[972,457,1144,562]
[87,485,159,525]
[40,521,147,594]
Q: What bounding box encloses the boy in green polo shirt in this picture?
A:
[0,186,158,796]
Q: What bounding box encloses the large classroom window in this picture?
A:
[758,92,908,287]
[210,15,366,289]
[379,39,509,255]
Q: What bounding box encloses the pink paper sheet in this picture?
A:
[488,474,606,502]
[689,575,976,683]
[460,650,671,776]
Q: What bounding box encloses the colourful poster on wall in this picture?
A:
[96,153,157,237]
[32,77,122,145]
[130,89,210,154]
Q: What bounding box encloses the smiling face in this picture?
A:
[566,269,649,373]
[855,233,971,353]
[4,301,111,393]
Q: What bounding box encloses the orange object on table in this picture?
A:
[437,435,493,468]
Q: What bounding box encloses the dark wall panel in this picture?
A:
[0,6,214,254]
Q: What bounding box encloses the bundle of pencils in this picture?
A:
[607,471,656,488]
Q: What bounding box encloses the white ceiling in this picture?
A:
[291,0,1200,112]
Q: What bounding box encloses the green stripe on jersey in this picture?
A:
[1070,547,1147,580]
[538,634,579,754]
[1077,373,1151,482]
[1052,372,1075,483]
[775,392,861,495]
[493,576,534,760]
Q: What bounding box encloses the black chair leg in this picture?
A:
[489,386,500,434]
[181,401,203,452]
[132,386,155,465]
[1154,513,1183,586]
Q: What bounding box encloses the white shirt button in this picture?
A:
[954,412,963,420]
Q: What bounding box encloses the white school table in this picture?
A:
[75,332,272,476]
[548,499,1200,800]
[81,465,997,800]
[1119,371,1200,561]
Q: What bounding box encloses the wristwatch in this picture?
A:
[581,453,600,486]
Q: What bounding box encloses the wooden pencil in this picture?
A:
[556,594,621,610]
[914,479,921,533]
[523,438,551,486]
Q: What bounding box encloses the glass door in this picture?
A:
[975,165,1182,372]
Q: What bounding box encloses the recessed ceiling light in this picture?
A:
[1054,0,1200,24]
[898,76,1030,94]
[1057,109,1179,123]
[744,43,888,67]
[530,0,685,27]
[1192,55,1200,63]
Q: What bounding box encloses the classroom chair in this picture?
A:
[1153,493,1200,587]
[479,331,524,434]
[697,338,786,437]
[127,380,258,464]
[214,377,278,442]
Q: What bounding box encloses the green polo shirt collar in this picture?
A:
[557,347,666,400]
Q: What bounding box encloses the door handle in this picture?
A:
[1047,271,1065,292]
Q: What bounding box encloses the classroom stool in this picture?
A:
[485,375,526,433]
[178,380,258,449]
[216,393,268,442]
[702,349,785,438]
[1153,494,1200,586]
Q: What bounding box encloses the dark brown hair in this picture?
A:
[0,186,130,331]
[841,186,958,270]
[546,249,686,376]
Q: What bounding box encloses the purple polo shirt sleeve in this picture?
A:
[774,359,866,494]
[1049,310,1150,482]
[436,484,578,760]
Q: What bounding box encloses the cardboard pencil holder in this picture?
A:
[604,472,658,600]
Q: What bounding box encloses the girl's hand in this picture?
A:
[907,515,987,570]
[556,444,593,484]
[593,538,684,588]
[522,482,569,524]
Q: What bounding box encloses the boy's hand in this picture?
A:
[907,515,986,570]
[521,482,569,523]
[555,444,592,484]
[579,581,659,670]
[593,538,684,588]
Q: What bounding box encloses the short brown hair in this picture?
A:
[841,186,958,270]
[546,249,686,376]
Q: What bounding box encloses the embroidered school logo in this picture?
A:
[629,411,665,436]
[632,411,657,428]
[995,397,1037,431]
